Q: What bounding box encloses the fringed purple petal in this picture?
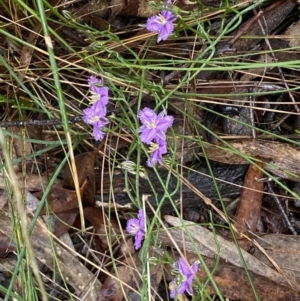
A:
[139,129,158,144]
[146,15,162,32]
[88,75,101,87]
[126,218,140,234]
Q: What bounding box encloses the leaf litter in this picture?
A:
[1,0,300,301]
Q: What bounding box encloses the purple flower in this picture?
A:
[126,209,146,250]
[83,98,107,124]
[137,108,174,144]
[170,258,200,298]
[88,76,109,106]
[83,75,110,141]
[89,86,109,106]
[147,138,167,167]
[146,9,177,43]
[83,103,108,141]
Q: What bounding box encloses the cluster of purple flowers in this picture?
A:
[83,76,109,141]
[126,210,199,298]
[83,1,176,139]
[83,77,174,166]
[138,108,174,167]
[146,0,177,43]
[85,2,197,297]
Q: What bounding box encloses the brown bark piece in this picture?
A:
[199,139,300,181]
[234,160,264,235]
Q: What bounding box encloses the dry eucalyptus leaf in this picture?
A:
[62,152,96,206]
[98,273,124,301]
[62,152,96,188]
[98,242,137,301]
[199,140,300,181]
[84,207,121,251]
[37,186,80,215]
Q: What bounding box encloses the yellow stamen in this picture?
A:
[91,116,99,123]
[146,120,157,129]
[89,91,101,104]
[149,142,159,153]
[158,14,167,25]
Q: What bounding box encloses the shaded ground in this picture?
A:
[0,1,300,300]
